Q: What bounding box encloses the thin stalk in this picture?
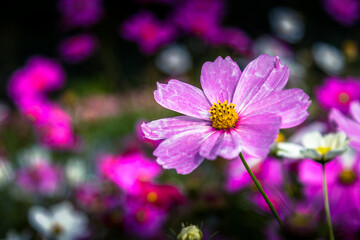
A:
[239,152,283,226]
[322,163,335,240]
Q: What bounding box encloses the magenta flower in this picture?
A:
[58,0,103,29]
[121,11,177,55]
[172,0,224,38]
[323,0,360,26]
[123,201,167,238]
[142,55,311,174]
[8,57,65,101]
[205,27,252,55]
[298,153,360,231]
[58,34,98,63]
[330,101,360,151]
[16,160,63,195]
[225,156,284,193]
[316,77,360,114]
[98,151,161,193]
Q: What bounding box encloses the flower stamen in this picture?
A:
[209,100,239,130]
[316,147,331,155]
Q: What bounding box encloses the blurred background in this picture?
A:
[1,0,360,239]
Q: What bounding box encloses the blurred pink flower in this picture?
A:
[123,201,167,238]
[298,154,360,230]
[58,34,98,63]
[225,157,283,193]
[133,181,185,210]
[58,0,103,29]
[8,57,65,101]
[330,101,360,151]
[324,0,360,26]
[121,11,177,55]
[98,151,161,194]
[172,0,224,38]
[315,77,360,113]
[16,160,62,195]
[205,27,252,55]
[142,55,310,174]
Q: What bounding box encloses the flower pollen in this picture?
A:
[147,191,158,203]
[339,169,357,185]
[338,92,350,104]
[316,147,331,155]
[209,100,239,130]
[51,223,64,236]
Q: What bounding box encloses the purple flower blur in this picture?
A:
[58,34,98,63]
[330,101,360,151]
[316,77,360,114]
[298,153,360,231]
[121,11,177,55]
[16,160,62,196]
[323,0,360,26]
[99,151,161,194]
[142,55,311,174]
[58,0,104,29]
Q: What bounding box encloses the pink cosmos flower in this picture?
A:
[298,153,360,231]
[16,160,62,195]
[121,11,177,55]
[8,57,65,101]
[330,101,360,151]
[324,0,360,26]
[315,77,360,114]
[123,200,167,238]
[58,0,103,29]
[172,0,224,38]
[132,181,185,210]
[98,151,161,194]
[204,27,252,55]
[142,55,311,174]
[58,34,98,63]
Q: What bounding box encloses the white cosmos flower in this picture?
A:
[277,131,349,162]
[28,202,88,240]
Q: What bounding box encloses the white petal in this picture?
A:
[301,148,322,160]
[276,142,304,159]
[301,131,322,149]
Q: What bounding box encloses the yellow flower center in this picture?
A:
[316,147,331,155]
[147,191,158,203]
[338,92,350,104]
[209,100,239,130]
[339,169,357,185]
[51,223,64,236]
[275,132,286,142]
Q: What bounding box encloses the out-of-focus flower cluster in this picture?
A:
[2,0,360,239]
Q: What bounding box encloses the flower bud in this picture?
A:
[177,225,203,240]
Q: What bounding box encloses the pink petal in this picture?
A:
[242,89,311,128]
[350,101,360,124]
[141,116,210,140]
[330,109,360,150]
[199,129,242,160]
[232,55,289,112]
[200,56,241,104]
[154,80,211,120]
[234,113,281,158]
[153,126,215,174]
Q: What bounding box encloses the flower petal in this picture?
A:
[142,116,210,140]
[199,129,243,160]
[232,54,289,112]
[350,101,360,124]
[153,126,214,174]
[241,89,311,128]
[154,80,211,120]
[200,56,241,104]
[234,113,282,158]
[330,109,360,150]
[301,131,322,149]
[276,142,305,159]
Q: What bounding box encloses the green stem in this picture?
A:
[239,152,283,226]
[322,163,335,240]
